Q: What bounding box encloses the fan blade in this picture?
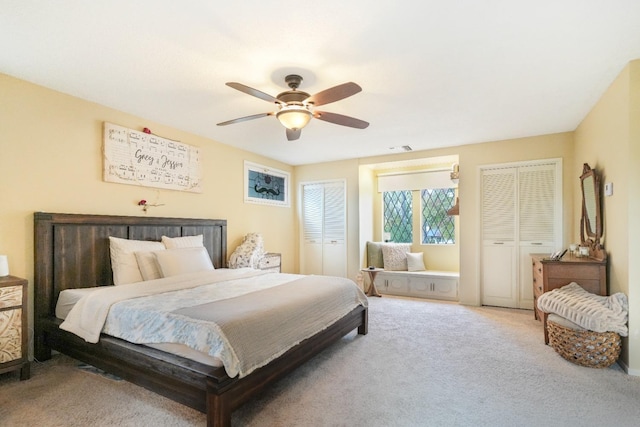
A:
[286,128,301,141]
[305,82,362,106]
[226,82,279,103]
[217,112,273,126]
[314,111,369,129]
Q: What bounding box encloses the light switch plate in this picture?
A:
[605,182,613,196]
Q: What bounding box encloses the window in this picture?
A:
[421,188,456,244]
[383,188,455,245]
[379,168,456,245]
[383,191,412,243]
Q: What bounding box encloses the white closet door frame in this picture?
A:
[477,158,562,308]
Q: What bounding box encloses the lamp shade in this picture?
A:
[447,197,459,216]
[276,107,312,130]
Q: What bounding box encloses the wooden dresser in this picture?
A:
[0,275,30,380]
[531,254,607,343]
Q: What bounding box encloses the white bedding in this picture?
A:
[59,268,368,377]
[56,286,224,367]
[56,287,101,320]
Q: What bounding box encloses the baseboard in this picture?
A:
[617,359,640,376]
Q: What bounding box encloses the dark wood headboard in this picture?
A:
[34,212,227,323]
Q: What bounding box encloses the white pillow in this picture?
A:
[109,237,165,285]
[134,251,163,281]
[162,234,204,249]
[407,252,426,272]
[154,247,214,277]
[381,243,412,271]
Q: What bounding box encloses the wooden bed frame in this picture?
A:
[33,212,368,427]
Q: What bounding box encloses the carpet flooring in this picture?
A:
[2,296,640,426]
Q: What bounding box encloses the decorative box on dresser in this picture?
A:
[0,275,30,380]
[258,253,281,273]
[531,254,607,344]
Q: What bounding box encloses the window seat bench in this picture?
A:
[365,241,459,301]
[372,269,459,300]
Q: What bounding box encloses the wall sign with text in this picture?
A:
[103,122,202,193]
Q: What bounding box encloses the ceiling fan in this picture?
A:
[217,74,369,141]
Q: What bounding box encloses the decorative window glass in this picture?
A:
[383,191,413,243]
[421,188,456,244]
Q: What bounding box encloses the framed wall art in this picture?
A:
[103,122,202,193]
[244,161,290,207]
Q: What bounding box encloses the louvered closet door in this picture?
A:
[481,161,561,309]
[302,184,324,275]
[301,181,346,277]
[518,164,557,309]
[481,167,518,308]
[321,182,346,277]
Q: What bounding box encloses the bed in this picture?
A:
[33,212,368,427]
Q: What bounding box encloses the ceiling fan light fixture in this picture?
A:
[220,75,368,138]
[276,105,312,130]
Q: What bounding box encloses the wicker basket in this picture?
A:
[547,320,621,368]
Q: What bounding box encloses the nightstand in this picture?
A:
[258,253,281,272]
[0,275,30,380]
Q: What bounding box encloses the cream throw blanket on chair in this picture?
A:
[536,282,628,336]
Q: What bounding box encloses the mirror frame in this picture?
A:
[579,163,605,260]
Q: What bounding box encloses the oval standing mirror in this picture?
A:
[580,163,604,259]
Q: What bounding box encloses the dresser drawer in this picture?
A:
[532,271,544,295]
[0,308,23,363]
[0,285,22,309]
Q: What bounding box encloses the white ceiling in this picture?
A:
[2,1,640,166]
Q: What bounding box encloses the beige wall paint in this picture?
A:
[574,65,629,296]
[629,60,640,375]
[575,59,640,373]
[0,74,296,337]
[297,133,574,307]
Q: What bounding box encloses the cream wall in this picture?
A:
[630,61,640,375]
[574,59,640,373]
[296,132,575,307]
[0,74,296,341]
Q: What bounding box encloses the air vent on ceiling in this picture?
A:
[389,145,412,152]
